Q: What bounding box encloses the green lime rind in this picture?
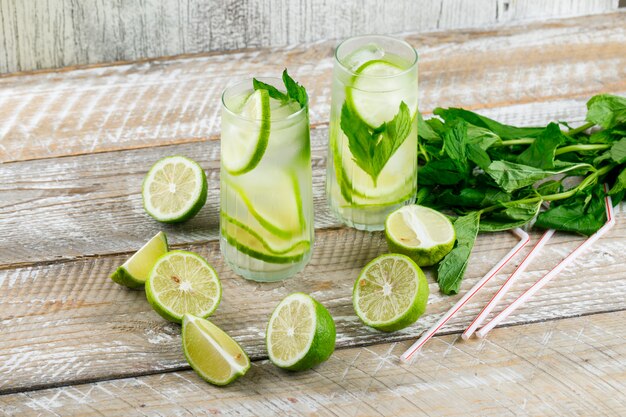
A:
[225,169,305,239]
[145,251,222,324]
[266,293,336,371]
[221,215,310,264]
[142,156,208,224]
[182,314,250,386]
[384,205,456,267]
[223,90,271,176]
[109,231,169,289]
[353,254,429,332]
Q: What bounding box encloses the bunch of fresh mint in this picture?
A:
[416,94,626,295]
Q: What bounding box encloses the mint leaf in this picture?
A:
[609,137,626,163]
[517,122,566,169]
[340,101,412,184]
[437,211,480,295]
[485,160,592,193]
[282,69,308,109]
[418,111,440,142]
[434,107,545,139]
[479,201,542,232]
[609,168,626,195]
[586,94,626,129]
[419,159,467,186]
[252,79,288,102]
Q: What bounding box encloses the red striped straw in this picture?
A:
[462,228,555,340]
[476,184,615,338]
[400,228,530,363]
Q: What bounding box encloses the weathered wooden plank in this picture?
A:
[1,12,624,162]
[1,311,624,416]
[0,0,619,74]
[1,214,624,393]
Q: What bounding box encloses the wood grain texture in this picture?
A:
[1,311,624,416]
[1,11,625,163]
[0,0,619,74]
[1,213,625,393]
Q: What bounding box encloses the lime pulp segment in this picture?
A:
[146,251,221,323]
[182,314,250,386]
[110,231,169,289]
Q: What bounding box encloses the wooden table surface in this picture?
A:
[1,12,625,417]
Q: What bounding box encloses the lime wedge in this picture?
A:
[345,59,418,128]
[142,156,207,223]
[266,293,336,371]
[221,216,310,264]
[145,251,221,323]
[110,232,169,289]
[222,89,270,175]
[385,205,455,267]
[353,253,429,332]
[182,314,250,386]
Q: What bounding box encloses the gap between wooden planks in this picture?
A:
[1,311,624,416]
[0,12,624,163]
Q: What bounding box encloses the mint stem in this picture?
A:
[555,144,611,155]
[565,121,594,136]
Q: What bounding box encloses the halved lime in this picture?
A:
[345,59,418,128]
[142,156,207,223]
[385,205,455,267]
[110,231,169,289]
[182,314,250,386]
[221,216,310,264]
[222,89,270,175]
[145,251,221,323]
[353,253,429,332]
[266,293,336,371]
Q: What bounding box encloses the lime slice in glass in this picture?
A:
[145,251,221,323]
[110,231,169,289]
[222,89,271,175]
[266,293,336,371]
[385,205,455,267]
[182,314,250,386]
[142,156,207,223]
[345,59,417,128]
[353,253,429,332]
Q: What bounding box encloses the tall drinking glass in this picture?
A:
[326,35,418,230]
[220,78,313,281]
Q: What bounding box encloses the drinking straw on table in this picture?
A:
[476,185,615,338]
[462,228,555,340]
[400,228,530,362]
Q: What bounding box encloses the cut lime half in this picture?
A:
[182,314,250,386]
[146,251,221,323]
[266,293,336,371]
[385,205,455,267]
[353,253,429,332]
[110,231,169,289]
[142,156,207,223]
[222,89,271,175]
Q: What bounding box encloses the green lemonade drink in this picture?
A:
[326,35,418,230]
[220,75,314,282]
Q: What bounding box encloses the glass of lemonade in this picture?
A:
[326,35,418,231]
[220,77,313,282]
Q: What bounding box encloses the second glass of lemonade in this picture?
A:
[220,78,313,281]
[326,35,418,231]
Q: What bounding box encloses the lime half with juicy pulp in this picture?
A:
[222,89,271,175]
[385,205,455,267]
[353,253,429,332]
[145,251,221,323]
[142,156,207,223]
[266,293,336,371]
[110,231,169,289]
[182,314,250,386]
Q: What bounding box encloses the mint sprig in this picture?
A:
[252,69,308,109]
[340,101,412,185]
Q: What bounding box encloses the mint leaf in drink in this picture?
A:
[341,101,412,184]
[517,123,567,169]
[252,78,289,102]
[282,69,308,109]
[609,137,626,163]
[586,94,626,129]
[437,211,480,295]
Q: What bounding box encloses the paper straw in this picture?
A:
[462,228,555,339]
[476,186,615,338]
[400,228,530,362]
